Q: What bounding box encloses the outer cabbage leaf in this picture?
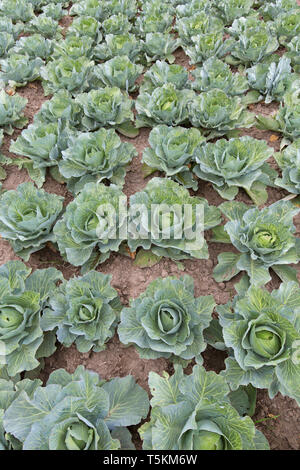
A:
[59,128,137,193]
[141,33,181,65]
[192,57,249,95]
[274,139,300,194]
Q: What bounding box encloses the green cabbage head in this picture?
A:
[41,271,122,353]
[142,125,205,190]
[118,276,215,362]
[213,200,300,286]
[193,136,275,204]
[217,281,300,405]
[0,182,63,261]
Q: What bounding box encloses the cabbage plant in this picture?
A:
[212,0,255,25]
[25,15,62,39]
[40,57,94,96]
[41,3,65,20]
[142,33,181,64]
[188,89,254,138]
[274,139,300,194]
[0,19,22,41]
[0,182,63,261]
[213,200,300,285]
[10,34,53,60]
[69,0,109,20]
[59,128,137,194]
[66,15,102,42]
[141,61,189,94]
[34,90,83,128]
[176,12,224,46]
[128,177,221,260]
[94,56,143,92]
[184,32,234,65]
[259,0,299,20]
[139,365,269,450]
[0,54,43,87]
[0,89,27,135]
[142,125,204,190]
[256,83,300,141]
[274,9,300,44]
[52,36,94,59]
[0,376,42,450]
[102,13,132,35]
[217,282,300,405]
[42,271,122,353]
[227,27,279,65]
[246,56,297,103]
[136,84,195,128]
[286,36,300,73]
[0,32,14,58]
[193,137,275,205]
[0,0,34,22]
[192,58,249,95]
[134,12,173,37]
[0,260,63,376]
[3,366,149,449]
[176,0,211,18]
[118,276,215,362]
[9,119,74,187]
[75,87,136,137]
[54,183,127,273]
[93,34,141,62]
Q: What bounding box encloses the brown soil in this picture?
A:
[0,12,299,451]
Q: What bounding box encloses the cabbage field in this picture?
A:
[0,0,300,452]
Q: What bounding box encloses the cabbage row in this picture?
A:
[0,0,300,452]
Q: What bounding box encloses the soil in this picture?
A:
[0,9,299,451]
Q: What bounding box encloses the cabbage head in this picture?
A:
[128,177,221,260]
[118,275,215,362]
[213,200,300,285]
[141,61,190,94]
[0,89,27,135]
[42,271,122,353]
[136,84,195,128]
[59,128,137,193]
[94,56,143,92]
[54,183,127,273]
[193,137,275,205]
[0,182,63,261]
[3,365,149,449]
[142,125,204,190]
[0,260,62,376]
[217,281,300,405]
